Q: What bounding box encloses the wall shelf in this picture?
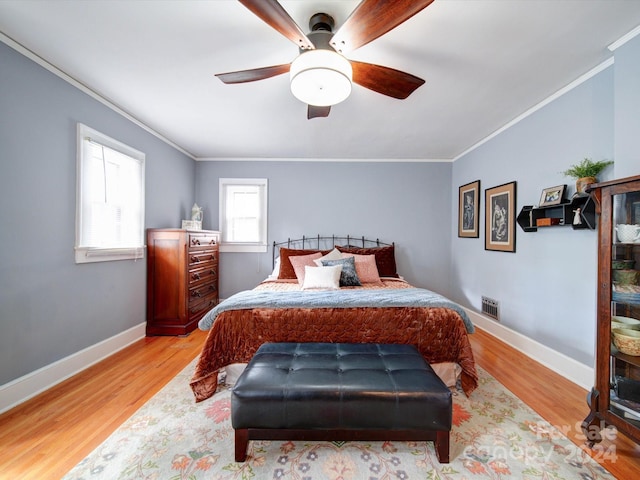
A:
[517,194,596,232]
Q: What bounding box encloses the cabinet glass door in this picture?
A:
[609,191,640,426]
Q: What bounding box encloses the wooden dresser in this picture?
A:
[146,228,220,336]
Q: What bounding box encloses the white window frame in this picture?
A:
[219,178,268,253]
[75,123,146,263]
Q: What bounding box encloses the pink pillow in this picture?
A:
[341,253,381,283]
[289,252,323,284]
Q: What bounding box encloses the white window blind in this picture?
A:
[75,124,145,263]
[219,178,267,253]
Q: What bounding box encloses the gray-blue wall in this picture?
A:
[2,30,639,391]
[195,161,453,299]
[0,41,195,385]
[614,32,640,179]
[450,34,640,368]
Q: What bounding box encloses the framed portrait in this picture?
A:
[458,180,480,238]
[539,184,566,207]
[485,181,517,252]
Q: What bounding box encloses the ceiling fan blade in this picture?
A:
[215,64,290,84]
[351,61,425,99]
[238,0,314,50]
[331,0,435,53]
[308,105,331,119]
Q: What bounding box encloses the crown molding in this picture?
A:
[608,24,640,51]
[453,58,614,162]
[195,157,451,163]
[0,31,195,160]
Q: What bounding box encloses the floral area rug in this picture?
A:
[63,361,615,480]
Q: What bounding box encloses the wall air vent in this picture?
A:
[481,296,500,321]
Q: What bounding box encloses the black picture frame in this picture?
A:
[539,184,566,207]
[458,180,480,238]
[485,181,517,253]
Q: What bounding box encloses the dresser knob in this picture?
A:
[192,238,201,245]
[191,272,201,280]
[191,256,199,263]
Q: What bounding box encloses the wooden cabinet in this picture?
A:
[582,175,640,446]
[146,229,220,336]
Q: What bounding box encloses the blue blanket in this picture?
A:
[198,288,474,333]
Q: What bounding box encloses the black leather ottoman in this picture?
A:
[231,342,452,463]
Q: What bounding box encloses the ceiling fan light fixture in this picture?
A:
[290,50,352,107]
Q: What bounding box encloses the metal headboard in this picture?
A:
[272,235,394,268]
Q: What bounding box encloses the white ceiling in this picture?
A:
[1,0,640,161]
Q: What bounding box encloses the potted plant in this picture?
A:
[562,158,614,194]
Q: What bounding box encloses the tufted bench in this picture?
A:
[231,342,452,463]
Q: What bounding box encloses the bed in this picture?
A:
[190,235,477,402]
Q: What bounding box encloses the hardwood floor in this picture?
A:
[469,328,639,479]
[0,330,208,480]
[0,327,638,479]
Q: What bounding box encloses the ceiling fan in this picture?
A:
[216,0,434,119]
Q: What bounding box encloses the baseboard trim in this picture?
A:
[466,309,594,391]
[1,313,595,413]
[0,323,146,414]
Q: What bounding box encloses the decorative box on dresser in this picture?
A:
[146,229,220,336]
[582,174,640,446]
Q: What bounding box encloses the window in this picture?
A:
[75,123,145,263]
[219,178,268,253]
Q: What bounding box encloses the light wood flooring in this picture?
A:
[0,327,638,479]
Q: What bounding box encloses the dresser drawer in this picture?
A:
[188,264,218,288]
[189,250,218,266]
[189,233,219,250]
[189,281,218,303]
[189,296,217,320]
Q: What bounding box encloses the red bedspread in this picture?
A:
[190,280,477,402]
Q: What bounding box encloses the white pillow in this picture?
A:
[302,265,342,290]
[268,257,281,279]
[313,247,343,266]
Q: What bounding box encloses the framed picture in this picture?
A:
[485,181,517,252]
[458,180,480,238]
[539,184,566,207]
